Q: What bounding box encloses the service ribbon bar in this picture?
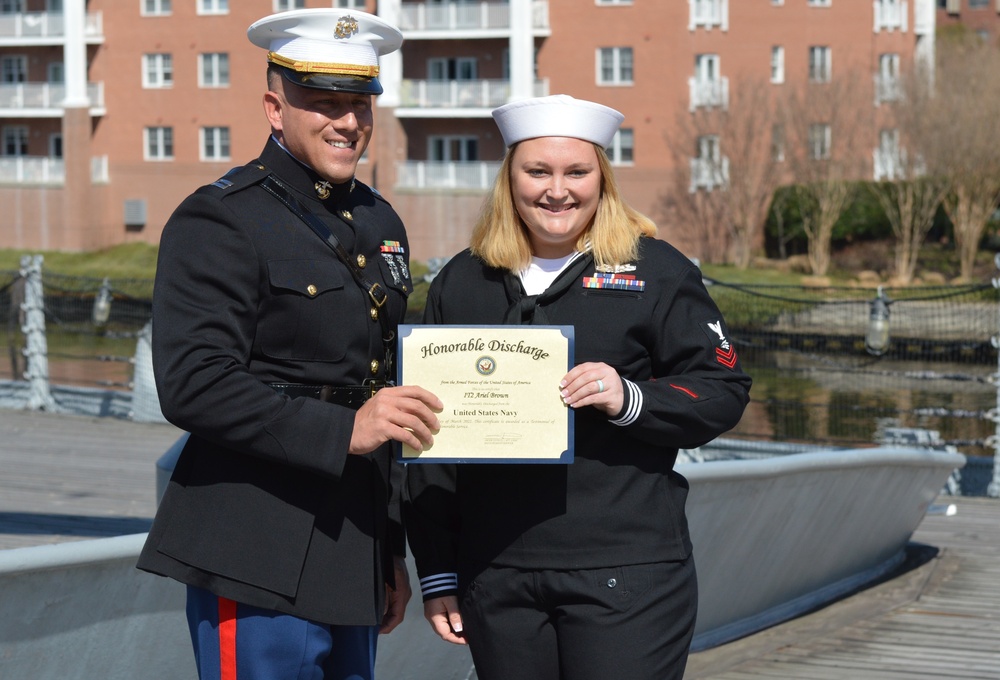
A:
[582,273,646,292]
[380,240,404,253]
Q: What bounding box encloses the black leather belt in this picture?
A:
[268,382,388,409]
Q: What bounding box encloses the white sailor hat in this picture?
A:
[492,95,625,148]
[247,9,403,95]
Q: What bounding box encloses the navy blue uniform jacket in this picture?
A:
[405,240,752,597]
[137,138,411,626]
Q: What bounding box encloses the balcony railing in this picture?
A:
[396,160,501,190]
[0,156,64,185]
[874,0,907,32]
[913,0,934,35]
[0,82,105,112]
[0,11,103,40]
[0,155,109,185]
[689,157,729,192]
[399,78,547,109]
[688,77,729,111]
[399,1,549,32]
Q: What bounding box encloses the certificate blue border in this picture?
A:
[396,324,575,464]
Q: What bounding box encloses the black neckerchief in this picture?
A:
[502,252,594,325]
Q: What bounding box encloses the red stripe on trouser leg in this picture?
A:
[218,597,238,680]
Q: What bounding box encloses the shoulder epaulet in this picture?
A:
[204,161,270,194]
[354,179,391,206]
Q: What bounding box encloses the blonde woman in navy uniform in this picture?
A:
[137,10,442,680]
[405,96,752,680]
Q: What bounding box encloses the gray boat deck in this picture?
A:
[1,409,998,679]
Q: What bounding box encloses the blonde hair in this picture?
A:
[470,143,657,272]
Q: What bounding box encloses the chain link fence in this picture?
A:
[1,256,996,495]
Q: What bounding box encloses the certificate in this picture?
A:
[397,325,574,463]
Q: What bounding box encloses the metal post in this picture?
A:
[20,255,54,411]
[989,254,1000,498]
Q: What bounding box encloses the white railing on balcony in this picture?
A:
[874,75,903,105]
[913,0,934,35]
[0,156,64,185]
[874,0,907,32]
[688,77,729,111]
[0,82,105,111]
[396,160,501,190]
[689,157,729,192]
[0,11,103,40]
[399,1,549,32]
[399,78,547,109]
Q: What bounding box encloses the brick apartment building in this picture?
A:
[0,0,951,263]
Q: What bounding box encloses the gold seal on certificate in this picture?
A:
[397,325,575,463]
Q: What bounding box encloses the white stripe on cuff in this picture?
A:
[609,378,642,427]
[419,573,458,596]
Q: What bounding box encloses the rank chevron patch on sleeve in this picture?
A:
[703,319,738,369]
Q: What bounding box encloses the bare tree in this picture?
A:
[780,76,872,276]
[924,37,1000,281]
[664,77,782,268]
[868,62,949,284]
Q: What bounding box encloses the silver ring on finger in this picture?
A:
[596,378,605,394]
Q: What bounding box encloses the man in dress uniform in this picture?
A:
[137,9,442,680]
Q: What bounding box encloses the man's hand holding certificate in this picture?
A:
[397,325,574,463]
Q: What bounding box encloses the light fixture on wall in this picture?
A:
[865,286,891,357]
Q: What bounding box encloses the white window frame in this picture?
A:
[876,53,901,104]
[141,0,171,16]
[809,123,832,160]
[808,46,832,83]
[596,47,633,86]
[607,128,634,165]
[875,127,902,180]
[690,134,728,192]
[597,0,633,4]
[142,53,173,89]
[201,126,231,162]
[771,46,785,84]
[690,54,727,110]
[144,126,173,161]
[274,0,305,11]
[2,125,29,156]
[807,0,832,6]
[771,0,784,5]
[1,55,27,83]
[874,0,907,32]
[199,53,230,88]
[333,0,366,7]
[689,0,728,30]
[0,1,26,12]
[428,135,478,162]
[197,0,228,15]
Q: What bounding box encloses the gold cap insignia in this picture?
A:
[335,16,360,40]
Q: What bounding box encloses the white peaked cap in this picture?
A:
[247,9,403,94]
[492,95,625,148]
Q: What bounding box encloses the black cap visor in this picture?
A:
[278,66,383,95]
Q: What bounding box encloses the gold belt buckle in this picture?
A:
[367,380,389,399]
